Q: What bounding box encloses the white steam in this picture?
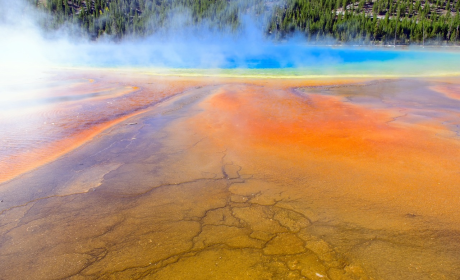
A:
[1,0,460,80]
[0,0,291,69]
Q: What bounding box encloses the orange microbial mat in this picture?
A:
[0,69,460,280]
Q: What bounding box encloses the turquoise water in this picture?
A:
[81,44,460,77]
[207,47,445,69]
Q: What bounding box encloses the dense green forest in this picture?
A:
[272,0,460,44]
[28,0,460,44]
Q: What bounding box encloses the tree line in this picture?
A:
[271,0,460,44]
[28,0,460,44]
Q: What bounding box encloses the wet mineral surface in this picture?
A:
[1,69,460,280]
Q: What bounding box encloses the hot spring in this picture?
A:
[1,46,460,280]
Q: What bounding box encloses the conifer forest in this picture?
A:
[29,0,460,44]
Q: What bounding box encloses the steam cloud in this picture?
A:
[1,0,460,77]
[0,0,363,71]
[0,0,296,69]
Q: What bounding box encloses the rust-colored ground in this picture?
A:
[191,82,460,225]
[0,71,208,184]
[1,69,460,280]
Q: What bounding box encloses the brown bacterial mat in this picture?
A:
[1,69,460,280]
